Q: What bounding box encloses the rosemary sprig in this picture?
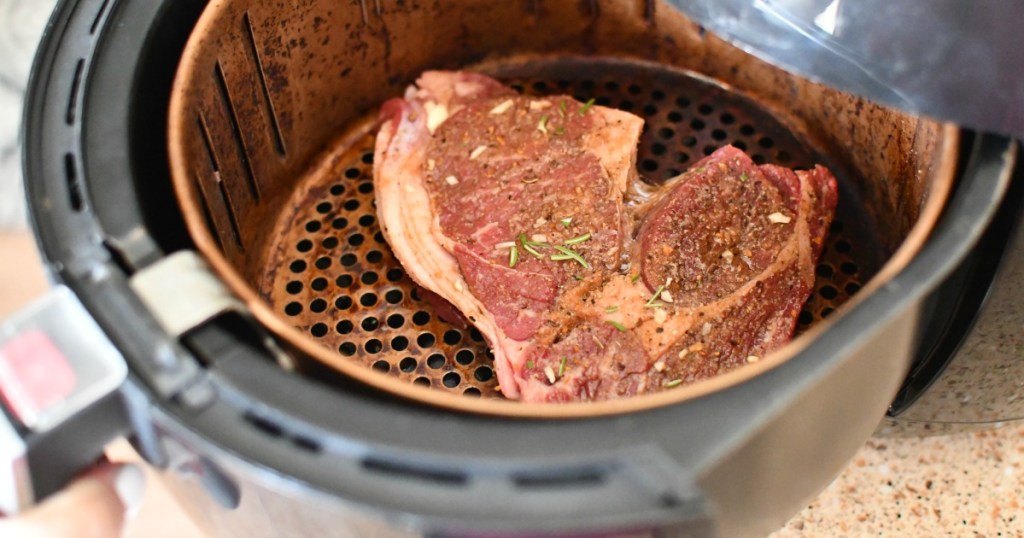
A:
[551,245,591,269]
[564,232,592,245]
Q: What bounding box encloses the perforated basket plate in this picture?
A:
[257,59,877,399]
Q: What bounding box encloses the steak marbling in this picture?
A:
[374,71,837,403]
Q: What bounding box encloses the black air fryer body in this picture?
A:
[16,0,1022,536]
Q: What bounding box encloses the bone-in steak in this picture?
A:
[374,71,837,402]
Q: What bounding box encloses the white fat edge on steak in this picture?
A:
[375,76,531,398]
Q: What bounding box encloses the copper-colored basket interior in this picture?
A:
[168,0,957,417]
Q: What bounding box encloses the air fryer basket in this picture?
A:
[168,0,957,416]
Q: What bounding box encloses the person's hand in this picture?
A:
[0,462,145,538]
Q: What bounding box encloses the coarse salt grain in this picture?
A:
[654,308,668,325]
[445,175,459,186]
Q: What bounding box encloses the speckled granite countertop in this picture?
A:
[772,422,1024,537]
[3,1,1023,536]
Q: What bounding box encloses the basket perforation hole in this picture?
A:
[340,253,358,266]
[427,353,446,369]
[455,349,475,365]
[845,282,861,295]
[386,268,404,281]
[348,233,365,247]
[711,129,727,141]
[412,311,430,325]
[345,167,360,179]
[442,372,461,388]
[310,323,328,337]
[365,339,383,354]
[675,152,690,164]
[642,159,659,172]
[399,357,417,372]
[339,342,357,356]
[310,277,328,291]
[658,127,675,140]
[336,320,354,335]
[305,221,322,233]
[286,281,303,294]
[316,202,332,214]
[841,262,858,276]
[474,366,493,382]
[414,377,430,387]
[336,274,354,287]
[702,145,717,156]
[332,217,348,229]
[322,237,339,249]
[387,314,405,329]
[651,143,667,156]
[834,240,852,253]
[360,293,378,307]
[296,239,313,252]
[604,81,620,92]
[758,137,775,149]
[335,296,353,310]
[374,232,386,244]
[740,124,756,136]
[642,104,658,116]
[618,100,635,112]
[820,307,835,318]
[385,290,403,304]
[819,285,839,300]
[418,333,436,348]
[361,317,380,332]
[366,250,384,264]
[358,214,375,226]
[667,111,683,122]
[463,387,481,397]
[816,264,834,279]
[733,140,748,151]
[330,184,345,195]
[720,112,735,124]
[798,310,813,325]
[361,152,373,165]
[675,96,690,107]
[309,298,328,313]
[315,257,332,270]
[443,330,462,345]
[344,199,360,211]
[284,302,302,316]
[391,336,409,351]
[289,260,307,273]
[358,183,374,194]
[690,118,705,131]
[752,154,767,165]
[372,360,390,372]
[697,103,714,115]
[361,271,379,285]
[682,136,697,148]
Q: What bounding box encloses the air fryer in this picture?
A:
[4,0,1020,536]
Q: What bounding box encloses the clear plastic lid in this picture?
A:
[669,0,1024,136]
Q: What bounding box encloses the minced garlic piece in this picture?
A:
[427,159,436,171]
[746,355,760,363]
[531,234,548,243]
[677,348,689,359]
[544,365,557,384]
[529,100,552,111]
[653,308,668,325]
[445,175,459,186]
[701,322,712,336]
[660,290,674,303]
[689,342,705,352]
[490,99,514,115]
[722,250,734,263]
[424,101,449,134]
[768,212,792,224]
[454,279,464,292]
[653,360,666,372]
[470,145,488,160]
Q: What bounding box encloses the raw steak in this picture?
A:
[374,71,837,402]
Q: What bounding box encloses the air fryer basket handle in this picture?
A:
[0,286,130,514]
